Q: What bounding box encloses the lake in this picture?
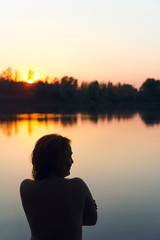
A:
[0,112,160,240]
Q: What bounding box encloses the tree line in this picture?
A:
[0,67,160,107]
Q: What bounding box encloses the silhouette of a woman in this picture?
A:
[20,134,97,240]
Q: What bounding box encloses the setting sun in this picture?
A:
[28,79,34,84]
[21,69,41,83]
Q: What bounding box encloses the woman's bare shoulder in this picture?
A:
[20,178,34,186]
[20,179,35,194]
[69,177,90,192]
[70,177,85,184]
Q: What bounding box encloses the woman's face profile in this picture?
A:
[61,144,73,177]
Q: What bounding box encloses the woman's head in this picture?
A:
[32,134,72,180]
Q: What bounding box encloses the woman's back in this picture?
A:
[20,177,96,240]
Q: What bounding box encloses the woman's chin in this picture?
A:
[64,170,70,177]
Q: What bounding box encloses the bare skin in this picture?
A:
[20,145,97,240]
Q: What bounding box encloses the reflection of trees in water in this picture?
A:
[81,111,136,124]
[33,114,78,127]
[0,115,18,137]
[81,114,98,124]
[0,110,160,136]
[0,120,15,137]
[86,110,160,125]
[0,114,78,136]
[139,111,160,126]
[60,115,77,126]
[0,114,37,136]
[105,111,136,122]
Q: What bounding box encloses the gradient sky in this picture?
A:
[1,0,160,87]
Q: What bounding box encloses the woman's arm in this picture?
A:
[73,178,98,226]
[82,194,98,226]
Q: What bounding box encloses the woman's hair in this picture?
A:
[31,134,71,180]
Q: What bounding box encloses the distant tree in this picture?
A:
[61,76,78,90]
[52,77,59,85]
[87,81,100,101]
[116,83,138,101]
[2,67,13,81]
[59,76,78,99]
[45,75,50,83]
[27,70,34,81]
[140,78,156,93]
[139,78,160,101]
[80,82,88,94]
[99,83,108,100]
[14,70,19,82]
[105,81,117,101]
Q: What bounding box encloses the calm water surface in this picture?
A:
[0,112,160,240]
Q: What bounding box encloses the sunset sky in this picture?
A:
[1,0,160,87]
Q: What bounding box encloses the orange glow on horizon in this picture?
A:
[20,69,44,83]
